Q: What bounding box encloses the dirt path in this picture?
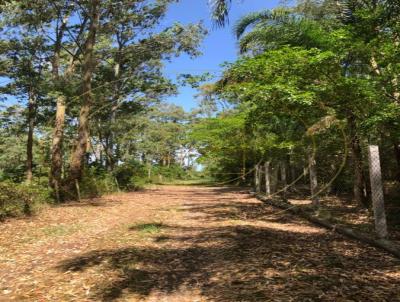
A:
[0,186,399,302]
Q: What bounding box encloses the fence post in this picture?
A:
[368,145,388,239]
[265,161,271,196]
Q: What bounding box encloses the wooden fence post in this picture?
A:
[368,145,388,239]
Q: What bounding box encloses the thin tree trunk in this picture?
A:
[308,148,319,207]
[348,116,368,207]
[26,91,36,183]
[286,154,292,183]
[69,1,100,184]
[147,163,152,180]
[254,164,261,193]
[280,161,287,200]
[265,161,271,196]
[303,166,308,184]
[105,105,117,172]
[290,162,296,185]
[368,145,388,238]
[242,151,246,181]
[107,58,121,172]
[352,137,367,206]
[392,141,400,182]
[272,164,279,193]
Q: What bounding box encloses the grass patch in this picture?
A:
[130,222,164,236]
[165,206,185,213]
[42,224,81,237]
[155,178,216,186]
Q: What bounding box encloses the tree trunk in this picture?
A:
[348,117,368,207]
[49,11,74,192]
[265,161,271,196]
[272,164,279,193]
[352,138,367,207]
[392,141,400,182]
[69,1,100,184]
[308,148,319,207]
[69,103,91,182]
[242,151,246,181]
[368,145,388,239]
[180,151,185,166]
[147,163,152,180]
[280,161,287,199]
[26,91,36,183]
[50,96,66,194]
[107,59,121,172]
[255,164,261,193]
[290,162,296,185]
[303,166,308,184]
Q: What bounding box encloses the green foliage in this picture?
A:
[190,110,254,180]
[151,164,189,182]
[78,168,119,199]
[113,161,147,190]
[131,222,164,236]
[0,182,51,220]
[0,0,207,205]
[192,0,400,201]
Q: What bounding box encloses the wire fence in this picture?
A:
[252,141,399,213]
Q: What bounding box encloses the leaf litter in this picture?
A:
[0,186,399,301]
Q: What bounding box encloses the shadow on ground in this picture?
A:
[57,187,400,302]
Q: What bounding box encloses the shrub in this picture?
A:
[150,164,192,183]
[78,168,119,198]
[0,182,52,220]
[113,161,147,190]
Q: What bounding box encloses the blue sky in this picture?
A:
[161,0,281,111]
[1,0,281,108]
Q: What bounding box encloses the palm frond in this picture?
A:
[209,0,232,27]
[234,8,295,39]
[238,17,330,54]
[238,27,280,53]
[234,10,273,39]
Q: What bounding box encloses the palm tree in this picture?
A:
[212,0,400,27]
[209,0,232,26]
[234,8,331,53]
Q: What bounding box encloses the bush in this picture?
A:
[155,164,187,180]
[73,163,199,198]
[0,182,52,220]
[78,168,119,198]
[113,161,147,190]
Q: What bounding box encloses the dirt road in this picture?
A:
[0,186,399,301]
